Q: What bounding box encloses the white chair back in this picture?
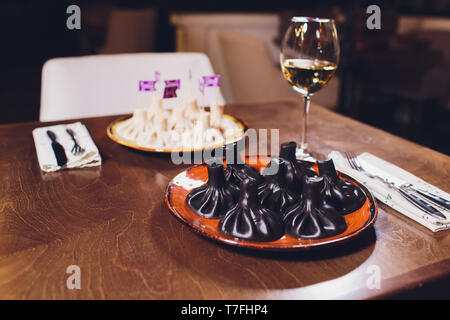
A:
[40,52,224,121]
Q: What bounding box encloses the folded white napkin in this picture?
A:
[32,122,101,173]
[328,151,450,232]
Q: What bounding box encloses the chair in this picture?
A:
[40,52,224,121]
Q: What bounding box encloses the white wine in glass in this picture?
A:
[280,17,340,159]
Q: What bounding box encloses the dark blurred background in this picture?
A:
[0,0,449,154]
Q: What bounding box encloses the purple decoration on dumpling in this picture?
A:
[202,75,221,87]
[163,79,180,98]
[139,80,157,92]
[164,79,180,87]
[198,75,220,95]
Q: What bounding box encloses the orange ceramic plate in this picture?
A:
[107,114,248,153]
[165,156,377,251]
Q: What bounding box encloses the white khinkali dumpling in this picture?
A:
[117,94,242,150]
[210,105,224,127]
[116,107,149,141]
[136,113,168,147]
[185,96,200,119]
[163,130,181,149]
[181,129,194,148]
[147,95,165,122]
[192,111,210,148]
[204,128,224,146]
[168,106,186,132]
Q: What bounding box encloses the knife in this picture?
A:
[355,158,448,220]
[396,187,447,220]
[47,130,68,167]
[401,183,450,210]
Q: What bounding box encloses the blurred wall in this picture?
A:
[0,0,449,154]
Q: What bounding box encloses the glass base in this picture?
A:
[295,147,316,162]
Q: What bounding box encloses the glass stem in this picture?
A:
[300,95,311,152]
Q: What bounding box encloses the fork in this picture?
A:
[345,151,446,220]
[66,128,85,155]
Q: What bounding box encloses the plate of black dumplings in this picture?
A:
[165,141,377,251]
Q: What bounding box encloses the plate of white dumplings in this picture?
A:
[107,95,247,153]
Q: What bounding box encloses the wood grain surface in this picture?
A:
[0,98,449,299]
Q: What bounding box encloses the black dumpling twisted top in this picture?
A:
[226,162,266,188]
[259,158,300,213]
[218,178,285,242]
[279,141,317,193]
[223,141,263,188]
[283,176,347,239]
[186,160,239,219]
[318,159,366,215]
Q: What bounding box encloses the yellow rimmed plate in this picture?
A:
[107,114,248,153]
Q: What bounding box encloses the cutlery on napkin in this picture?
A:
[32,122,101,172]
[328,151,450,232]
[46,130,68,167]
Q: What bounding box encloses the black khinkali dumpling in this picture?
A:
[259,158,300,213]
[228,164,268,196]
[279,141,317,192]
[226,162,265,187]
[218,178,285,242]
[186,160,239,219]
[223,141,263,188]
[318,159,366,215]
[283,176,347,239]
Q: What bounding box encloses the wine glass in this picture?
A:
[280,17,340,159]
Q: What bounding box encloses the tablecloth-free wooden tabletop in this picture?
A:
[0,98,448,299]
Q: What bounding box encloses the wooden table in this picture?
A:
[0,99,449,299]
